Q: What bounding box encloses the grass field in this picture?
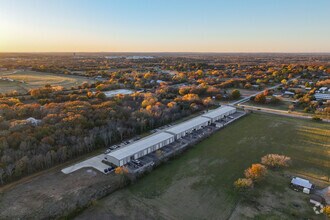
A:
[0,70,95,94]
[76,113,330,220]
[244,100,291,111]
[243,100,320,117]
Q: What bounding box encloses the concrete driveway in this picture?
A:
[61,154,110,174]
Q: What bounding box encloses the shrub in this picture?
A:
[312,116,322,121]
[234,178,254,191]
[324,206,330,217]
[269,96,280,104]
[115,166,128,175]
[96,92,107,100]
[231,89,241,99]
[254,93,266,104]
[261,154,291,169]
[244,164,267,181]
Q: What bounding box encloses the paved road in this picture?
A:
[239,104,330,122]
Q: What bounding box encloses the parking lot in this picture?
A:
[124,111,246,173]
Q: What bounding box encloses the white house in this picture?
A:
[26,117,41,126]
[319,87,328,93]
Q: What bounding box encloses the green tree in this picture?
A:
[231,89,241,99]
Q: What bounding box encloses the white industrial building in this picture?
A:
[105,105,238,167]
[201,106,236,123]
[315,93,330,101]
[105,132,174,166]
[165,116,211,139]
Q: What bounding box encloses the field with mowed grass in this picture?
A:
[76,113,330,220]
[0,70,95,94]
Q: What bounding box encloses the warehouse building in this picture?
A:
[105,132,174,166]
[201,106,236,123]
[106,106,238,167]
[165,116,211,140]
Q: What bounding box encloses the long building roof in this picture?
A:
[202,106,236,119]
[165,116,210,135]
[315,93,330,100]
[291,177,313,189]
[106,132,173,160]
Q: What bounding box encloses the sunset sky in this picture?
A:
[1,0,330,53]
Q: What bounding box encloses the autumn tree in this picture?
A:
[115,166,128,175]
[263,89,273,96]
[244,164,267,181]
[182,93,200,102]
[324,206,330,218]
[234,178,253,191]
[115,166,129,187]
[261,154,291,169]
[254,93,266,104]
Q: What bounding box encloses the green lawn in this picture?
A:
[77,113,330,219]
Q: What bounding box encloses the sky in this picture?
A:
[0,0,330,53]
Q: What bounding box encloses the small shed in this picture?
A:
[290,177,313,190]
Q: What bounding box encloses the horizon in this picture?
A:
[1,0,330,53]
[1,52,330,55]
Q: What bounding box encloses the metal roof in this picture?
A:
[315,93,330,100]
[106,132,173,160]
[202,106,236,119]
[165,116,210,135]
[291,177,313,189]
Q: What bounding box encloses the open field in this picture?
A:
[244,99,311,113]
[76,113,330,220]
[227,88,261,97]
[0,80,27,94]
[0,70,95,94]
[244,100,291,111]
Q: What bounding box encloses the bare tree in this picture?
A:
[6,164,15,179]
[0,168,4,185]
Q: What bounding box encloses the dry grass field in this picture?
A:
[76,113,329,220]
[0,70,95,94]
